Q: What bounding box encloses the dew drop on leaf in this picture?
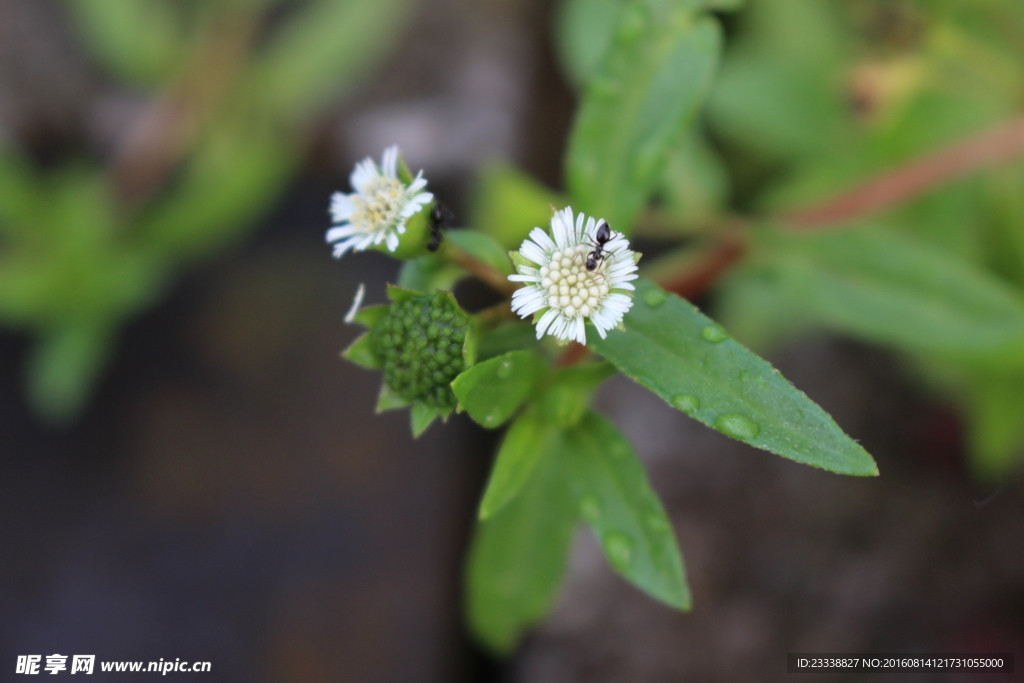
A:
[646,514,670,534]
[644,288,667,307]
[603,531,635,571]
[579,495,602,523]
[671,394,700,414]
[701,324,728,343]
[496,361,513,379]
[713,413,760,440]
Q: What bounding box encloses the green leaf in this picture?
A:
[466,425,577,653]
[590,279,878,476]
[565,5,721,233]
[341,332,380,370]
[564,411,689,609]
[411,403,441,438]
[555,0,626,88]
[757,228,1024,370]
[476,322,539,362]
[398,255,464,293]
[351,304,389,329]
[27,322,113,424]
[452,350,547,429]
[251,0,414,120]
[658,132,730,227]
[444,230,515,277]
[67,0,183,86]
[376,383,410,413]
[537,362,617,427]
[470,163,563,249]
[140,123,296,263]
[478,405,551,519]
[964,373,1024,480]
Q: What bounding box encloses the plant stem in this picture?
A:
[784,113,1024,228]
[663,111,1024,297]
[440,242,518,296]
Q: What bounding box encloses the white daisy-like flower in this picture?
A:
[326,145,433,259]
[509,207,638,345]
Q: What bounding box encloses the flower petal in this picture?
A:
[350,158,378,191]
[326,225,357,243]
[330,193,355,222]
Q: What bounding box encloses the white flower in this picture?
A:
[509,207,638,345]
[326,145,433,259]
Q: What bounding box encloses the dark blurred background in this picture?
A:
[0,0,1022,681]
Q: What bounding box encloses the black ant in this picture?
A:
[426,201,453,252]
[585,221,614,270]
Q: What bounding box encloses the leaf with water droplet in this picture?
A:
[563,410,690,610]
[644,288,667,307]
[603,532,635,571]
[713,413,759,440]
[590,279,878,476]
[452,350,547,429]
[466,429,577,654]
[701,323,728,343]
[671,394,700,413]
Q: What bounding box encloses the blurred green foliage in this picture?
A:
[462,0,1024,647]
[0,0,415,422]
[705,0,1024,479]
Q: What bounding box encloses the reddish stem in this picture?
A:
[784,114,1024,228]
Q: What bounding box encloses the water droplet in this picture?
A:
[646,515,670,534]
[713,413,760,440]
[484,413,497,424]
[701,324,728,343]
[603,532,634,571]
[671,394,700,414]
[644,288,667,307]
[496,361,513,379]
[579,496,601,523]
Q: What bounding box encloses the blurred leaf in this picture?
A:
[0,149,42,234]
[555,0,740,89]
[708,1,850,161]
[564,410,689,609]
[466,424,576,654]
[658,132,730,228]
[476,322,539,362]
[398,255,464,293]
[470,163,563,250]
[444,230,515,277]
[452,350,547,430]
[140,122,296,262]
[591,279,878,476]
[964,373,1024,480]
[27,321,112,425]
[376,383,410,412]
[411,402,440,438]
[66,0,184,86]
[537,361,617,427]
[712,262,818,354]
[555,0,625,88]
[341,332,380,370]
[252,0,414,120]
[477,404,550,520]
[757,228,1024,370]
[566,4,721,233]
